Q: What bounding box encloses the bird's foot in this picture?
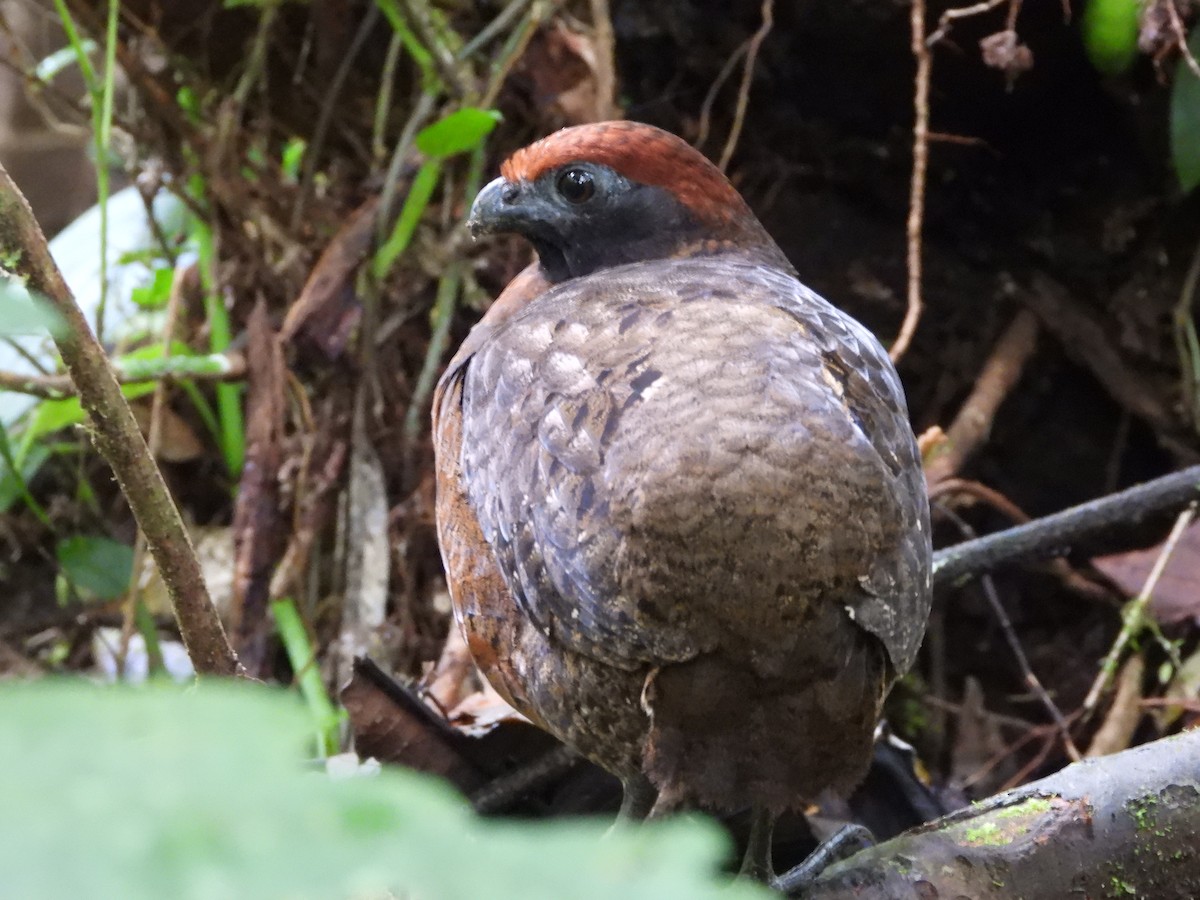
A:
[772,824,875,897]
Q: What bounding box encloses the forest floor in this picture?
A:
[1,0,1199,876]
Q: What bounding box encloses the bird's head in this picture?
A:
[467,121,787,283]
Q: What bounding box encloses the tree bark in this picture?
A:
[802,729,1200,899]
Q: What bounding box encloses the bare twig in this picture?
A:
[930,477,1031,521]
[1172,233,1200,429]
[479,0,550,109]
[0,161,241,678]
[936,503,1081,760]
[1081,503,1197,716]
[0,352,246,399]
[291,4,380,230]
[458,0,532,59]
[1139,696,1200,712]
[118,257,189,675]
[398,0,473,96]
[589,0,618,120]
[933,466,1200,589]
[924,309,1039,487]
[927,0,1008,46]
[695,42,749,151]
[930,478,1114,604]
[895,0,931,362]
[1084,654,1145,758]
[960,723,1057,790]
[718,0,774,172]
[899,0,1027,362]
[1165,0,1200,81]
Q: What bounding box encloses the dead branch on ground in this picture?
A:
[798,728,1200,899]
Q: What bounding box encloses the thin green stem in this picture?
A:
[93,0,120,343]
[272,597,343,756]
[0,421,51,526]
[194,221,245,476]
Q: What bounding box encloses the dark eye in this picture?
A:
[556,167,595,204]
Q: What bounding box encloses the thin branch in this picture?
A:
[931,478,1114,604]
[458,0,532,59]
[479,0,550,109]
[291,4,380,230]
[1081,503,1196,716]
[0,161,241,678]
[936,503,1081,761]
[717,0,774,172]
[894,0,930,362]
[927,0,1008,45]
[695,42,749,151]
[1166,0,1200,81]
[589,0,618,121]
[1084,654,1145,758]
[924,308,1039,487]
[930,477,1030,521]
[0,351,246,399]
[1172,232,1200,429]
[932,465,1200,589]
[397,0,473,96]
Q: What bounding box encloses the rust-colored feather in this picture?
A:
[501,122,750,229]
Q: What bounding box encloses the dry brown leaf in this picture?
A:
[130,401,203,462]
[447,681,530,739]
[341,657,488,792]
[424,614,476,713]
[519,21,606,125]
[1092,522,1200,625]
[280,195,377,357]
[980,30,1034,82]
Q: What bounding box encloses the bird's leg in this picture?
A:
[738,805,775,882]
[617,773,657,822]
[773,823,875,896]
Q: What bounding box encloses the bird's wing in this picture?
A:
[767,268,932,674]
[431,262,560,718]
[459,256,931,674]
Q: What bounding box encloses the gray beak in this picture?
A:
[467,176,524,237]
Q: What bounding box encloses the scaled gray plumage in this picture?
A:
[446,252,931,809]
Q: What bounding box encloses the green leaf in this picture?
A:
[272,597,345,756]
[130,266,175,309]
[0,279,66,336]
[1081,0,1141,75]
[0,441,49,513]
[176,86,202,125]
[416,107,502,159]
[373,0,436,88]
[0,681,770,900]
[281,137,307,182]
[1170,28,1200,194]
[56,534,134,600]
[372,159,442,280]
[24,381,157,444]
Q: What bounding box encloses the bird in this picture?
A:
[432,120,932,882]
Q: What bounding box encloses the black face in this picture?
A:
[468,163,708,283]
